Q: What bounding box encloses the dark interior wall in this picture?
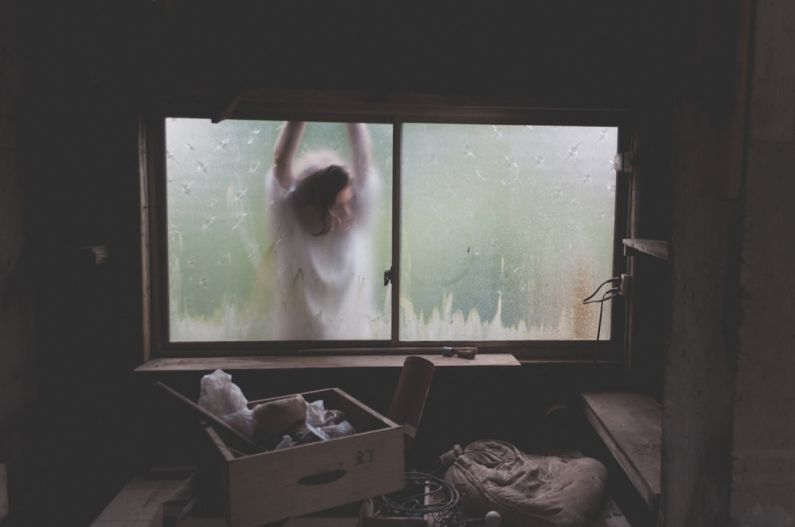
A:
[3,1,672,524]
[5,3,153,524]
[731,1,795,524]
[152,2,648,107]
[661,0,749,521]
[0,0,37,519]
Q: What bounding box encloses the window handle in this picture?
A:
[384,267,392,286]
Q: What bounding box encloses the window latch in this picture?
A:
[383,267,392,286]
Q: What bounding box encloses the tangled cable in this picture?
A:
[372,471,461,526]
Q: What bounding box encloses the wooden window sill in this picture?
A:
[582,391,662,514]
[135,353,521,373]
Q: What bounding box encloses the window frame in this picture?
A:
[141,98,633,362]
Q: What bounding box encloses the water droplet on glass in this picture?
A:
[202,216,217,230]
[214,138,231,152]
[567,142,581,158]
[234,188,249,201]
[463,144,475,158]
[180,181,194,195]
[583,173,592,183]
[231,213,248,231]
[196,161,209,175]
[534,155,544,166]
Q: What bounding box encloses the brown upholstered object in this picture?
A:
[252,394,309,443]
[444,440,607,527]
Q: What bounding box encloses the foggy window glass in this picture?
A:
[400,124,618,341]
[165,119,393,341]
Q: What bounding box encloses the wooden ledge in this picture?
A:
[135,353,520,373]
[622,239,669,261]
[582,391,662,513]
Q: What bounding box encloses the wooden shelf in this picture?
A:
[622,239,669,261]
[135,353,520,373]
[582,391,662,514]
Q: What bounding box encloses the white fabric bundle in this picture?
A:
[444,440,607,527]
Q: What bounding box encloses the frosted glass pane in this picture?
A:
[400,124,617,340]
[166,119,392,341]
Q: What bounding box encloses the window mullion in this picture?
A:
[391,119,402,346]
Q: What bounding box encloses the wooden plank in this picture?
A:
[582,392,661,512]
[622,238,669,261]
[136,353,520,372]
[0,463,7,522]
[91,521,153,526]
[156,382,259,454]
[92,476,187,524]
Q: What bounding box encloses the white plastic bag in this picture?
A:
[305,399,356,440]
[198,369,254,440]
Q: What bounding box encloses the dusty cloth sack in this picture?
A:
[443,440,607,527]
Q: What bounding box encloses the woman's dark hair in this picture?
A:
[292,164,351,235]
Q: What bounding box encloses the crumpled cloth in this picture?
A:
[443,440,607,527]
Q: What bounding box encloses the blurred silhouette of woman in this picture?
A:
[266,122,378,339]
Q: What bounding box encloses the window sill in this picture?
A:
[134,353,521,373]
[582,391,662,514]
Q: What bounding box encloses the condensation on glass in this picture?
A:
[165,119,393,341]
[400,124,618,341]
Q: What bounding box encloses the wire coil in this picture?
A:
[372,471,461,526]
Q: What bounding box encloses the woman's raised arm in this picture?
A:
[272,121,306,190]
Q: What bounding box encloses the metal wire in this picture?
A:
[372,471,462,526]
[582,278,621,362]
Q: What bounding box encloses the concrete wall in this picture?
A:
[662,1,795,525]
[661,1,749,525]
[731,1,795,525]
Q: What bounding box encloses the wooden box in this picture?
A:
[200,388,404,527]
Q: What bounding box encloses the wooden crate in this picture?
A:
[200,388,404,527]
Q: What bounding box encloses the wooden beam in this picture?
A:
[0,464,7,523]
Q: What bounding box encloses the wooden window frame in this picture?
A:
[140,93,633,363]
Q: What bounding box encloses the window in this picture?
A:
[143,105,629,359]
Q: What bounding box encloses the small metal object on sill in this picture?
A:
[441,347,477,359]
